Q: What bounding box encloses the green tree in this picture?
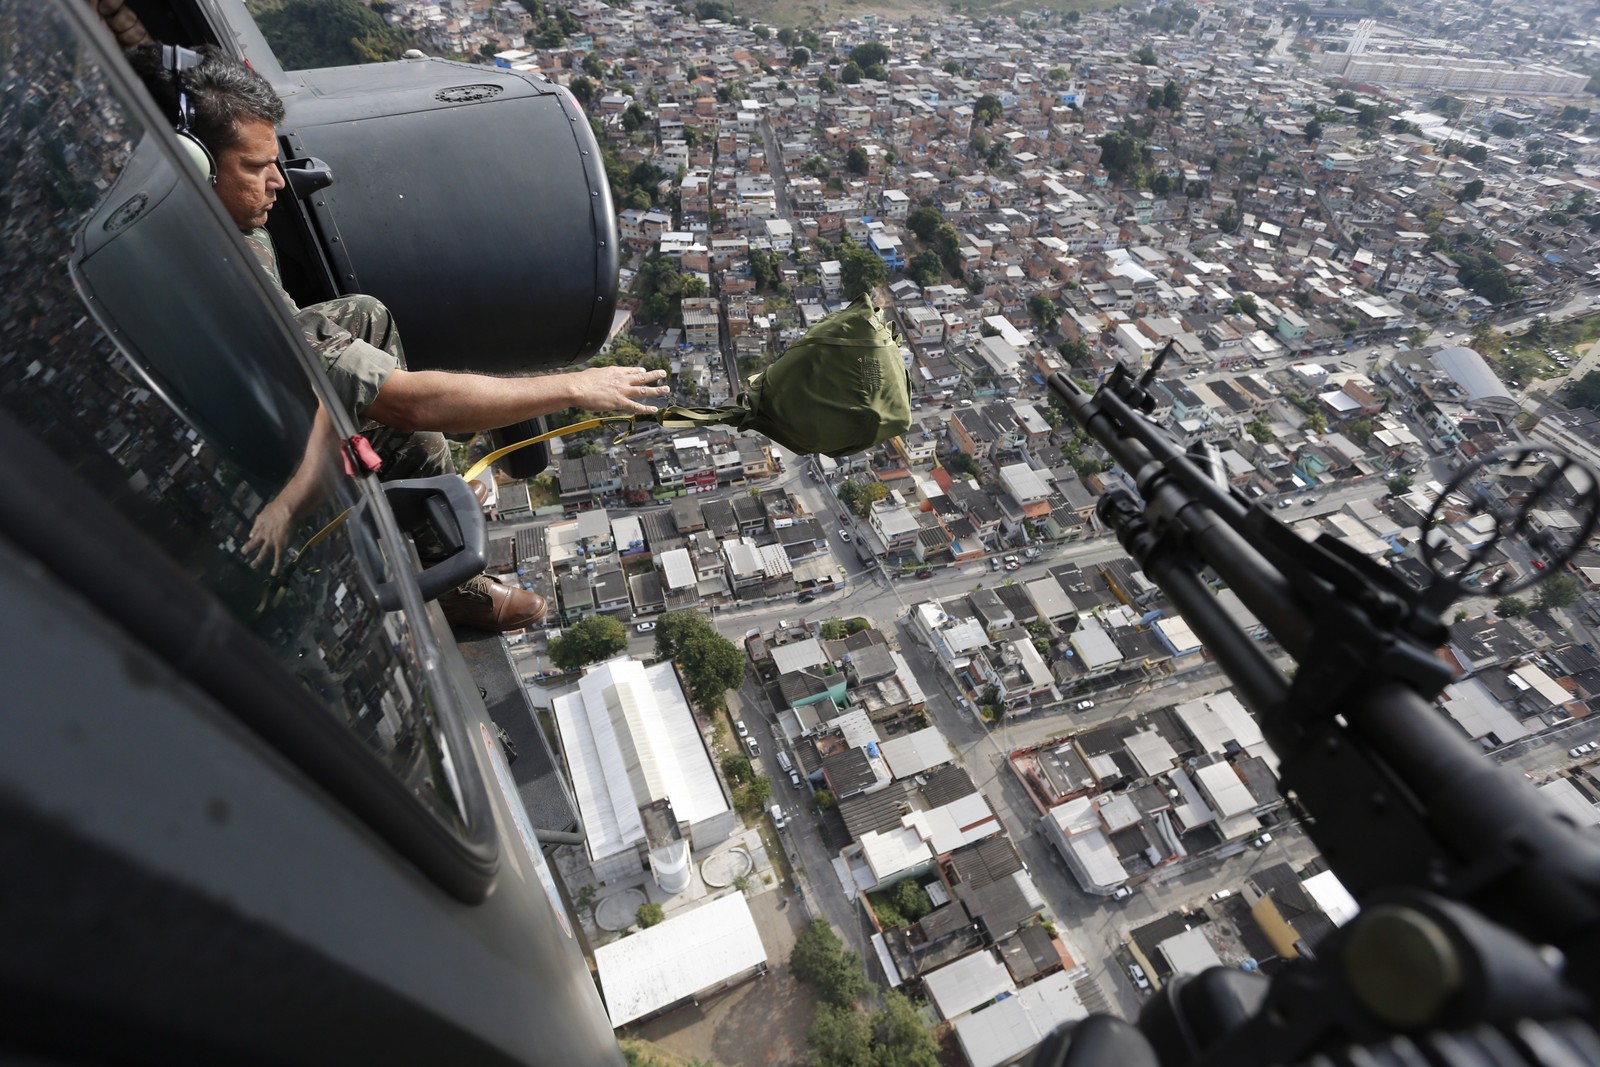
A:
[636,902,664,928]
[1387,474,1413,496]
[1304,409,1328,433]
[839,61,863,84]
[1162,79,1184,111]
[820,618,848,640]
[1029,294,1059,330]
[655,611,744,711]
[890,880,933,923]
[1097,131,1145,184]
[721,752,753,783]
[973,93,1004,125]
[871,990,940,1067]
[818,71,836,93]
[906,205,942,242]
[1496,596,1528,617]
[849,40,890,77]
[807,1004,873,1067]
[569,76,596,107]
[1230,293,1258,315]
[1570,371,1600,409]
[790,920,868,1008]
[1457,178,1485,203]
[1304,118,1323,142]
[1334,90,1358,108]
[1135,43,1158,65]
[1247,415,1274,442]
[791,46,810,67]
[548,615,628,670]
[839,238,887,301]
[1057,338,1091,366]
[1348,417,1373,443]
[257,0,412,68]
[907,250,942,287]
[846,145,870,175]
[1536,574,1582,611]
[1465,144,1489,164]
[946,451,980,478]
[734,776,773,814]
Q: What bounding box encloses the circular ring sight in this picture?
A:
[1419,446,1600,598]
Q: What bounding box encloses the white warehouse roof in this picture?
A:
[595,892,766,1027]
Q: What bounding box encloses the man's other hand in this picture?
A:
[243,498,297,576]
[569,366,671,415]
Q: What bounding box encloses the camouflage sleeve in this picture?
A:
[240,228,397,422]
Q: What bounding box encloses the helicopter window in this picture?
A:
[0,5,479,856]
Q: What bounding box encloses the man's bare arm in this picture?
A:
[364,365,670,433]
[243,404,338,575]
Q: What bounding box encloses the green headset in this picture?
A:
[162,44,216,184]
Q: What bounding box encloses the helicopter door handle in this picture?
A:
[282,156,334,200]
[348,476,487,612]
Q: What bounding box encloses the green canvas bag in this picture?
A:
[652,295,913,458]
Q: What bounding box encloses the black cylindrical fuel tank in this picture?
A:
[276,57,619,376]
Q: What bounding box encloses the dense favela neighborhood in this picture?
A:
[287,1,1600,1064]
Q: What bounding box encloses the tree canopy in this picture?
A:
[548,615,627,670]
[790,920,868,1008]
[973,93,1004,125]
[653,611,744,711]
[257,0,413,68]
[1536,574,1582,612]
[839,237,887,301]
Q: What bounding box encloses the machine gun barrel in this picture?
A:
[1045,367,1600,980]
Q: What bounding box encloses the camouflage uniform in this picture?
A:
[242,227,451,482]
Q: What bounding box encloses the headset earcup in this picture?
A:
[175,130,216,184]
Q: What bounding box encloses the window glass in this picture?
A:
[0,4,466,835]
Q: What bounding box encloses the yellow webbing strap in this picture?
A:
[461,414,638,484]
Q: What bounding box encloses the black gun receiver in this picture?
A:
[1034,344,1600,1067]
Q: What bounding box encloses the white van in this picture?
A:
[769,804,786,830]
[776,750,793,773]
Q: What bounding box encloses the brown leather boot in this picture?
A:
[438,574,548,632]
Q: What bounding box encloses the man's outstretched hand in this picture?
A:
[243,496,296,576]
[568,366,671,415]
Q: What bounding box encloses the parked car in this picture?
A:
[915,571,934,580]
[1276,499,1292,509]
[1209,889,1234,902]
[634,621,655,632]
[778,619,791,629]
[1113,886,1134,900]
[989,558,1000,571]
[1076,699,1096,711]
[1249,833,1273,849]
[1128,963,1151,991]
[839,530,852,542]
[1533,559,1547,571]
[1004,562,1020,571]
[735,720,749,738]
[1570,743,1595,758]
[769,803,786,830]
[1301,497,1317,507]
[839,512,850,524]
[789,770,802,790]
[743,736,760,758]
[798,592,817,604]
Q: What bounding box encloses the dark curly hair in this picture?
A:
[126,43,285,156]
